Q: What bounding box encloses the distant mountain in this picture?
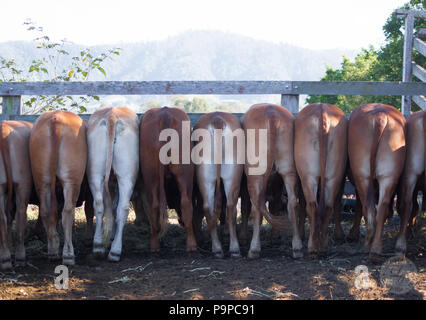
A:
[0,30,356,111]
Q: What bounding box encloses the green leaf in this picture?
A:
[98,67,106,77]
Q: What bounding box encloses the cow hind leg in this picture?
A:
[370,177,398,263]
[281,172,303,259]
[173,174,197,254]
[319,179,342,255]
[395,173,419,256]
[222,166,242,258]
[91,181,106,257]
[0,186,11,270]
[202,179,223,258]
[300,175,319,257]
[14,186,30,266]
[108,176,135,262]
[197,165,223,257]
[40,186,60,261]
[61,183,80,265]
[247,177,263,259]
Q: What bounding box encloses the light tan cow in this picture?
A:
[87,107,139,262]
[193,111,244,258]
[0,121,33,269]
[395,110,425,256]
[30,111,87,265]
[348,103,406,262]
[294,104,347,257]
[242,103,302,259]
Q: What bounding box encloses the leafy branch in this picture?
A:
[0,19,121,114]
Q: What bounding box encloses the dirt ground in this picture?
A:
[0,209,425,300]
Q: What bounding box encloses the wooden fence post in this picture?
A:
[402,13,415,117]
[281,94,299,115]
[1,96,22,121]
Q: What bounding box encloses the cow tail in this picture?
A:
[102,116,116,245]
[49,117,62,225]
[366,112,387,222]
[158,161,168,238]
[0,122,13,221]
[258,114,291,231]
[157,112,173,239]
[206,115,224,232]
[315,105,329,234]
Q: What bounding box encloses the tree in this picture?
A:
[171,95,213,113]
[0,20,121,114]
[306,0,426,112]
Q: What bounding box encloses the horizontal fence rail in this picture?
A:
[1,80,425,123]
[0,80,425,96]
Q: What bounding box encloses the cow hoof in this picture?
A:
[247,250,260,260]
[292,250,303,259]
[62,256,75,266]
[0,259,12,270]
[214,251,224,259]
[107,252,121,262]
[15,259,26,267]
[230,252,242,259]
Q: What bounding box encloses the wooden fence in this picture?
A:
[396,9,426,115]
[1,80,425,123]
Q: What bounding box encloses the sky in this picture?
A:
[2,0,408,50]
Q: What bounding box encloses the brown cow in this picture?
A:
[140,107,197,253]
[87,107,139,262]
[0,120,33,269]
[192,111,244,258]
[242,103,302,259]
[348,103,405,262]
[294,104,347,256]
[30,111,87,265]
[395,110,425,255]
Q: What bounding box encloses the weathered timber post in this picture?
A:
[1,96,22,121]
[401,12,415,117]
[281,94,299,114]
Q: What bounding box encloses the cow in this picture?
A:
[87,107,139,262]
[395,110,425,256]
[192,111,244,258]
[29,110,87,265]
[139,107,197,254]
[348,103,406,262]
[0,120,33,269]
[294,104,347,257]
[242,103,302,259]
